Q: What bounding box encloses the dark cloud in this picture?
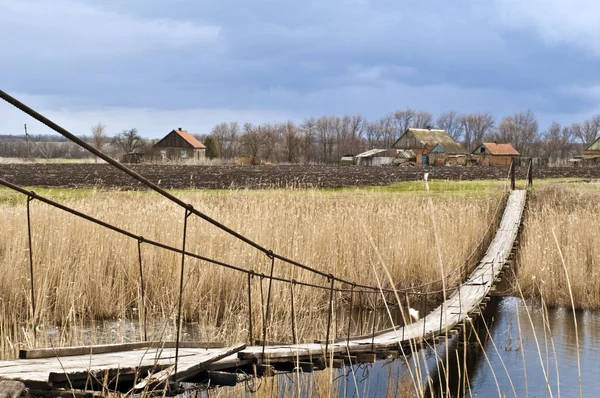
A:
[1,0,599,135]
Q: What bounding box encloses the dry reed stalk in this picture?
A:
[0,189,499,360]
[552,229,582,398]
[518,186,600,309]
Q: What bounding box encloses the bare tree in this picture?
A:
[90,123,106,162]
[211,122,229,158]
[413,111,434,129]
[436,111,463,141]
[299,117,317,164]
[544,121,563,158]
[111,128,143,154]
[210,122,240,159]
[282,121,301,163]
[241,123,267,165]
[572,115,600,145]
[261,123,280,162]
[460,112,495,151]
[380,114,396,149]
[496,110,539,156]
[316,115,336,163]
[393,108,415,134]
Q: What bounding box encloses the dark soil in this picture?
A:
[1,164,598,190]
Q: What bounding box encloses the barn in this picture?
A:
[583,137,600,157]
[152,128,206,162]
[471,143,520,166]
[391,128,467,165]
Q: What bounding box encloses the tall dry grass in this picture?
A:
[0,188,500,359]
[518,185,600,309]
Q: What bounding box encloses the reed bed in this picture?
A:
[518,184,600,310]
[0,188,500,359]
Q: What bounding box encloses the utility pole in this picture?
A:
[24,124,30,160]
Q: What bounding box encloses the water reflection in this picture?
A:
[350,297,600,397]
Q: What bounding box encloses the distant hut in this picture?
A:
[152,128,206,162]
[428,143,468,166]
[471,143,520,166]
[391,128,467,165]
[354,149,393,166]
[583,137,600,157]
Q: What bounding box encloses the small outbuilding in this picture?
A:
[428,143,468,166]
[584,137,600,157]
[391,128,467,165]
[471,143,520,166]
[152,128,206,162]
[355,149,393,166]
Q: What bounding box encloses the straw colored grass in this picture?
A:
[0,187,501,359]
[518,184,600,310]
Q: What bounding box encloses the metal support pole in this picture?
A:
[26,196,36,343]
[371,294,378,352]
[325,276,335,356]
[261,252,276,362]
[290,280,297,345]
[439,301,444,335]
[423,301,427,338]
[247,272,254,345]
[359,291,364,335]
[346,284,355,344]
[174,208,192,382]
[403,292,408,341]
[137,238,147,342]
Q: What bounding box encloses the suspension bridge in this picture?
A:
[0,90,530,397]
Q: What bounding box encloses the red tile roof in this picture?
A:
[173,129,205,149]
[481,143,520,156]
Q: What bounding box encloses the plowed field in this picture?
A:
[1,164,598,190]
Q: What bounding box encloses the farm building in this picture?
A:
[354,149,393,166]
[391,128,467,165]
[428,143,467,166]
[471,143,520,166]
[152,128,206,162]
[583,137,600,157]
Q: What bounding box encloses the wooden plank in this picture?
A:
[133,343,246,389]
[19,341,225,359]
[0,380,25,398]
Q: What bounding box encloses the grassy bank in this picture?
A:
[518,183,600,309]
[0,184,501,359]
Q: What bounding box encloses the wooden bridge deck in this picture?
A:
[0,190,527,395]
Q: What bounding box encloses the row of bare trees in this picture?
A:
[207,110,600,164]
[2,111,598,164]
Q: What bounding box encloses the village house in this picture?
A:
[391,128,467,165]
[152,128,206,162]
[471,143,520,166]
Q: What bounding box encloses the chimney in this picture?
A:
[178,127,183,131]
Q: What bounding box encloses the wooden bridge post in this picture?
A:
[510,159,516,191]
[527,158,533,188]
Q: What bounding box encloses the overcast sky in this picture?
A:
[1,0,599,138]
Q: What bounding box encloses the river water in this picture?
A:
[30,296,600,397]
[332,296,600,397]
